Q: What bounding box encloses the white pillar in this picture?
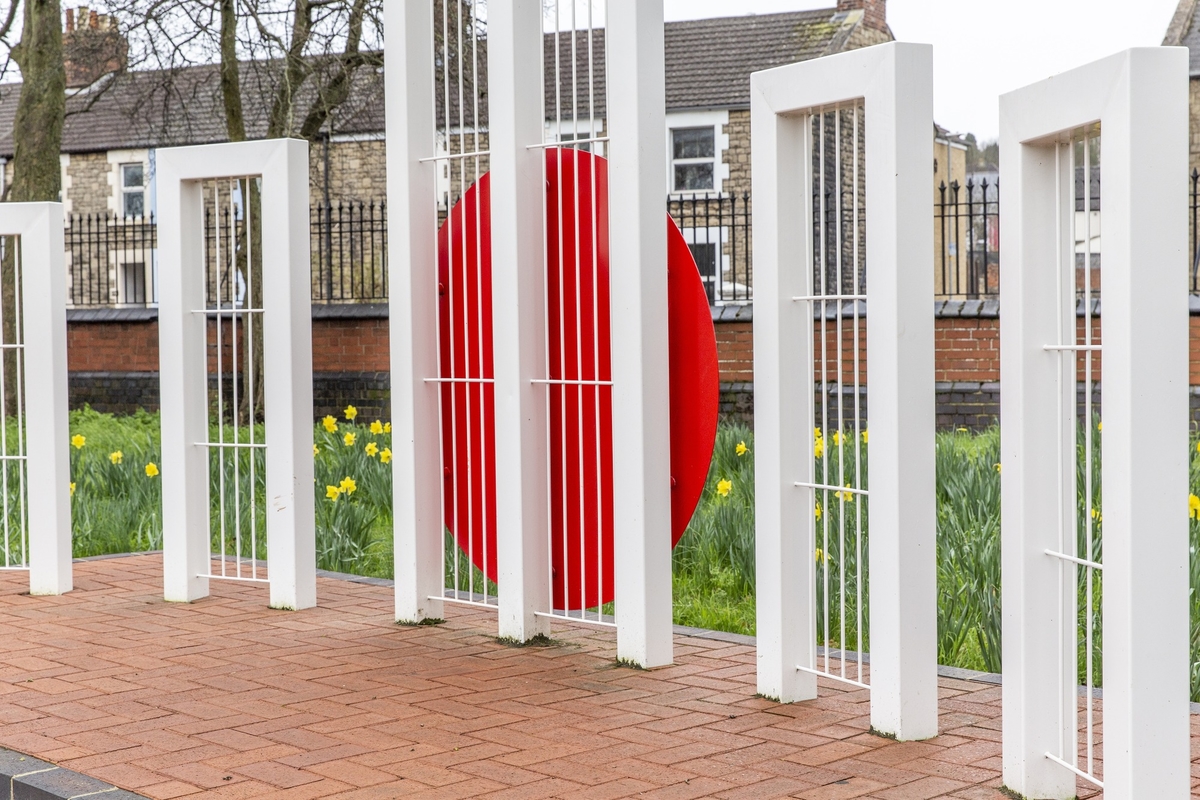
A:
[384,0,445,624]
[607,0,674,668]
[0,203,72,595]
[157,139,315,610]
[489,0,552,641]
[750,43,938,740]
[999,47,1190,799]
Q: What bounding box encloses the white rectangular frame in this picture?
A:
[751,42,938,740]
[0,203,72,595]
[999,47,1190,799]
[157,138,316,611]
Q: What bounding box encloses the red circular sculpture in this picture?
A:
[438,149,718,610]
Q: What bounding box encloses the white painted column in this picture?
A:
[261,140,316,611]
[158,165,211,604]
[0,203,73,595]
[863,43,938,742]
[489,0,552,641]
[385,0,445,624]
[751,104,816,703]
[607,0,674,668]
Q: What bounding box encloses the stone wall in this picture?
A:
[310,138,388,204]
[63,152,112,216]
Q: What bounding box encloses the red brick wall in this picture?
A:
[715,322,752,382]
[311,318,390,372]
[68,321,159,372]
[934,318,998,383]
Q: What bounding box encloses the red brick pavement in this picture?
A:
[0,554,1178,799]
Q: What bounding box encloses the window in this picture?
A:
[121,163,144,217]
[671,127,715,192]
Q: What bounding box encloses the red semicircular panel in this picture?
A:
[437,149,719,610]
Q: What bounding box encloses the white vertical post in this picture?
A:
[157,139,315,610]
[864,44,938,742]
[750,43,937,741]
[489,0,551,641]
[752,106,815,703]
[262,140,316,611]
[607,0,674,668]
[0,203,73,595]
[159,166,211,603]
[384,0,444,624]
[1000,48,1190,799]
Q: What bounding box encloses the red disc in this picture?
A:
[437,150,719,609]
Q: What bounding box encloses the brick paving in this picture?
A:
[0,553,1178,799]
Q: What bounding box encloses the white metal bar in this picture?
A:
[794,481,868,496]
[1044,753,1104,790]
[531,378,613,386]
[1044,549,1103,572]
[792,294,867,302]
[797,665,870,691]
[417,149,492,164]
[196,442,268,449]
[1043,344,1101,351]
[424,377,495,384]
[526,137,610,150]
[190,308,265,315]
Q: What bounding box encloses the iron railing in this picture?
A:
[934,178,999,300]
[66,213,158,307]
[668,193,752,305]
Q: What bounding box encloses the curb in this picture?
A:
[0,748,147,800]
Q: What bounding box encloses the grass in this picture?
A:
[32,407,1200,699]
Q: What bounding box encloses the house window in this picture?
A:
[120,163,144,217]
[671,127,716,192]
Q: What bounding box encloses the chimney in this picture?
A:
[62,6,128,89]
[837,0,887,32]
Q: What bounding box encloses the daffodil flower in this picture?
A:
[832,431,841,446]
[313,444,320,457]
[370,420,384,435]
[339,476,357,495]
[344,405,358,421]
[71,434,86,449]
[716,478,732,497]
[835,485,855,503]
[994,463,1002,473]
[380,448,392,464]
[861,430,868,444]
[145,463,159,477]
[1190,494,1200,521]
[383,422,391,434]
[69,482,76,497]
[322,416,338,433]
[326,485,341,501]
[344,432,356,447]
[814,437,825,459]
[365,442,379,458]
[735,441,748,457]
[815,501,821,520]
[109,451,123,465]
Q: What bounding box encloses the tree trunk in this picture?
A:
[5,0,65,426]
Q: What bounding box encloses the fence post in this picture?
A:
[0,204,73,595]
[488,0,552,642]
[999,47,1189,798]
[608,0,674,668]
[383,0,444,624]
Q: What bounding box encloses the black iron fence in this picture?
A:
[934,178,1000,300]
[67,213,158,306]
[667,193,752,304]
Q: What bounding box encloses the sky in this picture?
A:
[661,0,1183,141]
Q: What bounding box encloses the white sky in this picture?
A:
[662,0,1183,141]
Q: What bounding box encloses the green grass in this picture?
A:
[38,408,1200,699]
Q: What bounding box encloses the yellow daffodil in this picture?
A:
[815,501,821,520]
[956,427,968,433]
[815,548,824,563]
[1090,508,1102,523]
[384,422,391,434]
[344,405,358,421]
[340,476,357,495]
[313,444,319,457]
[994,463,1002,473]
[145,463,159,477]
[344,432,356,447]
[832,431,841,446]
[380,448,392,464]
[862,430,868,444]
[109,451,123,465]
[835,485,855,503]
[365,442,379,458]
[1097,421,1103,431]
[326,485,341,501]
[716,478,732,497]
[1190,494,1200,521]
[322,415,338,433]
[814,427,823,440]
[736,441,748,457]
[370,420,384,435]
[71,434,85,449]
[69,482,76,497]
[1196,440,1200,454]
[814,437,825,459]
